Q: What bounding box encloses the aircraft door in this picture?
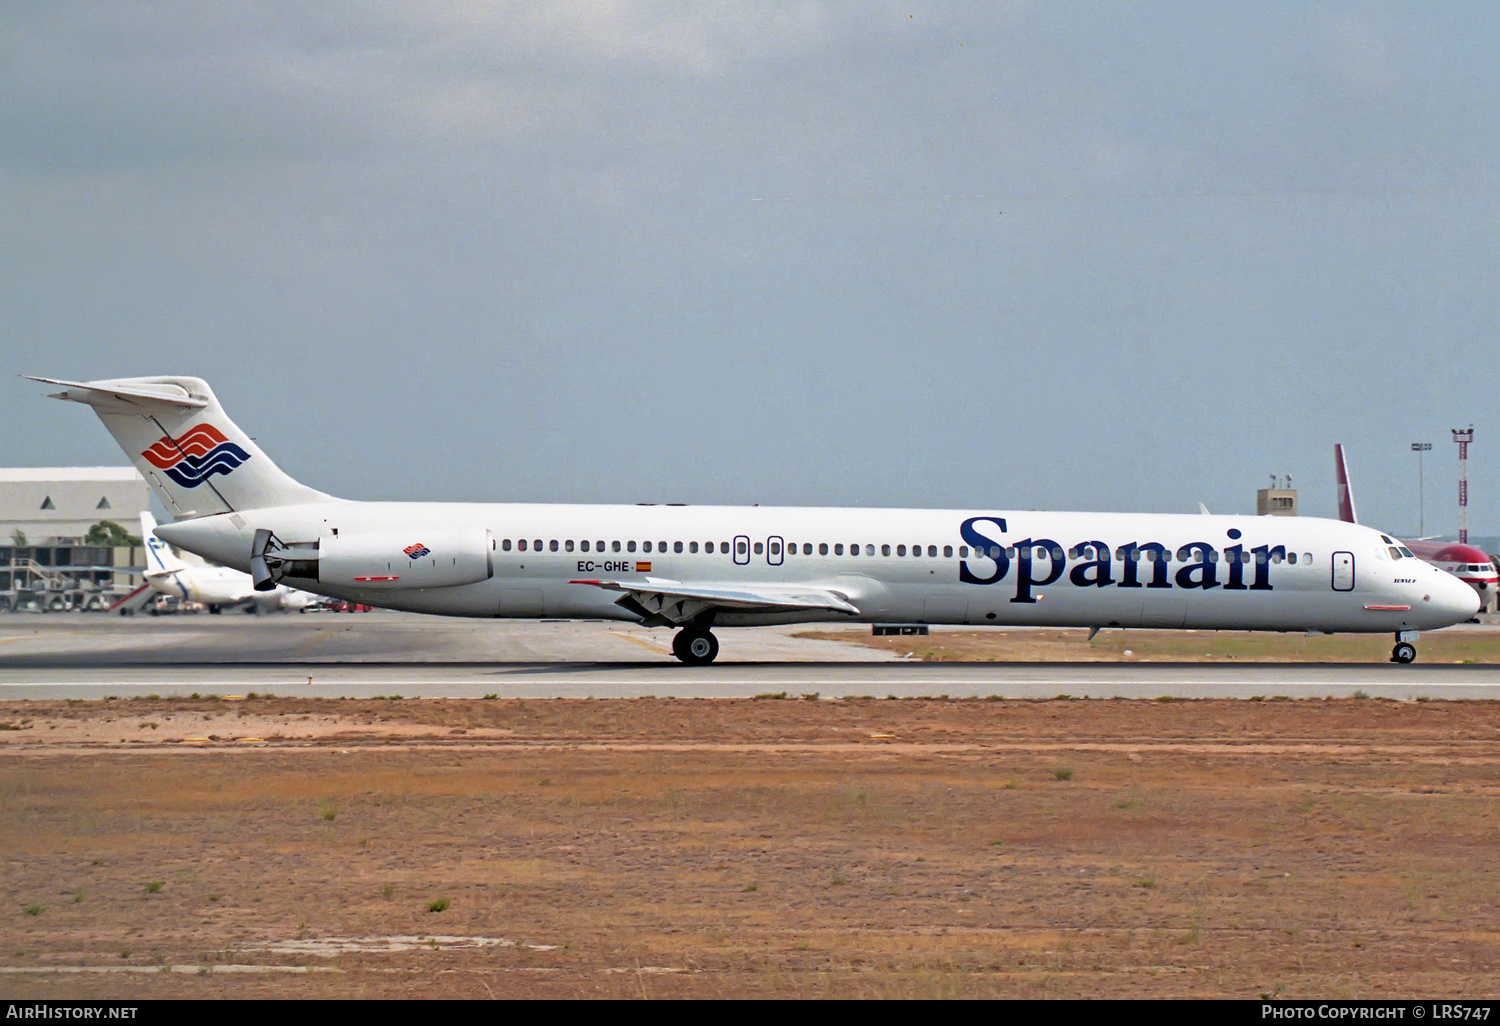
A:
[767,536,784,566]
[1331,551,1355,592]
[733,535,750,566]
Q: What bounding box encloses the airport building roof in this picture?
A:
[0,467,150,544]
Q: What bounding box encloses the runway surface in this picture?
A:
[2,611,1499,700]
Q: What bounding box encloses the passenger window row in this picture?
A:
[498,538,963,556]
[501,539,734,554]
[495,537,1315,565]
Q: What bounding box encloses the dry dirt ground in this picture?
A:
[2,694,1499,999]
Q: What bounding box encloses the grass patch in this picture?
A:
[798,627,1500,664]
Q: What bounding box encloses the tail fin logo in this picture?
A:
[140,424,251,488]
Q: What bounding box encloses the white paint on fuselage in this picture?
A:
[153,502,1479,634]
[144,513,316,612]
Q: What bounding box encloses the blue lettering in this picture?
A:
[1223,528,1247,590]
[1118,542,1172,588]
[959,516,1009,585]
[1069,540,1114,588]
[948,522,1283,597]
[1174,543,1220,590]
[1250,545,1284,590]
[1011,538,1065,604]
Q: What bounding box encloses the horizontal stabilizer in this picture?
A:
[24,376,208,412]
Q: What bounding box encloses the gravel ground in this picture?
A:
[2,695,1498,999]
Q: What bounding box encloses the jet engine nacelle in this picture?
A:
[317,529,494,590]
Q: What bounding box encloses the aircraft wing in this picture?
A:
[569,578,860,627]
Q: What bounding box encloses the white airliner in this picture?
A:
[1335,444,1498,611]
[30,375,1479,664]
[139,511,320,614]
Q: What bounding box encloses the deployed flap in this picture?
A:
[570,578,860,627]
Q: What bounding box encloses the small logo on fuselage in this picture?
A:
[403,543,431,559]
[140,424,251,488]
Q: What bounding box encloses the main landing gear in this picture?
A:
[1391,631,1419,664]
[672,628,720,665]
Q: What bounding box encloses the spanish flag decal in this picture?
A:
[635,561,652,572]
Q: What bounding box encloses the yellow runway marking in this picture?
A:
[611,631,670,655]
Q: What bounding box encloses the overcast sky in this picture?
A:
[3,2,1496,539]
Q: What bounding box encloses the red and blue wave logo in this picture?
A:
[403,543,431,559]
[140,424,251,488]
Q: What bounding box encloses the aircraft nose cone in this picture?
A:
[1431,572,1481,626]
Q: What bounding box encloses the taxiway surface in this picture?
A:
[2,612,1498,700]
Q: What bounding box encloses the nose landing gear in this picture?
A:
[1390,631,1419,664]
[672,628,720,665]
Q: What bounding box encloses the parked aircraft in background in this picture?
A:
[30,375,1478,664]
[138,511,320,613]
[1335,444,1497,612]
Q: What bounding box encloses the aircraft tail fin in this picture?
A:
[139,511,185,574]
[1334,443,1359,524]
[28,376,331,520]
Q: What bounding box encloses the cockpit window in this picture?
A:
[1380,534,1394,545]
[1398,547,1414,558]
[1388,547,1402,560]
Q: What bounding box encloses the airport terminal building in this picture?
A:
[1,467,149,611]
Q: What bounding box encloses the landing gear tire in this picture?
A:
[1391,642,1417,664]
[673,629,719,665]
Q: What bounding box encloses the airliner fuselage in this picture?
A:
[154,500,1474,636]
[33,375,1480,665]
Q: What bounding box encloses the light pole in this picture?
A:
[1411,442,1432,536]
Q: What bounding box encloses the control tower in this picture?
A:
[1256,474,1298,517]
